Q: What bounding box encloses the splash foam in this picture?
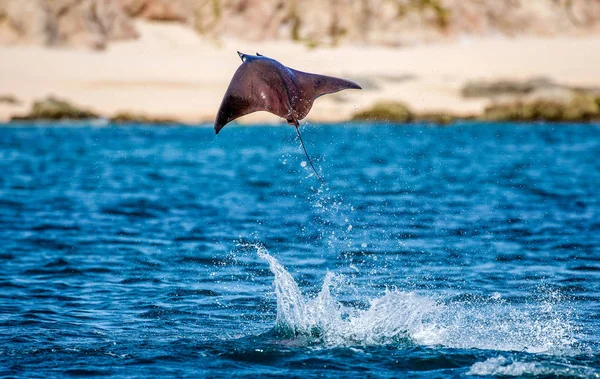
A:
[258,247,579,353]
[467,356,599,377]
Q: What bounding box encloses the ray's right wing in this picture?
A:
[290,69,362,120]
[214,61,290,134]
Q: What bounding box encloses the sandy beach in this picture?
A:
[1,21,600,124]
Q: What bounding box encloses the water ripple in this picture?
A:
[0,123,598,378]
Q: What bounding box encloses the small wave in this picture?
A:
[256,246,579,353]
[467,356,599,378]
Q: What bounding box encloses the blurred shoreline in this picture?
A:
[1,21,600,125]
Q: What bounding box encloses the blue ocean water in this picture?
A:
[0,122,599,378]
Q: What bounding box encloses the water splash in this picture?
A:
[467,356,599,377]
[257,246,579,353]
[258,246,441,346]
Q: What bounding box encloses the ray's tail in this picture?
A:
[293,119,325,184]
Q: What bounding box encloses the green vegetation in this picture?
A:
[461,78,554,98]
[195,0,222,34]
[395,0,451,30]
[288,1,347,48]
[110,112,151,123]
[461,78,600,122]
[352,102,459,125]
[481,93,600,122]
[416,0,450,29]
[415,111,457,125]
[328,17,347,46]
[289,1,301,42]
[0,94,21,105]
[212,0,222,20]
[12,96,98,121]
[110,111,176,124]
[352,81,600,124]
[352,101,414,122]
[305,40,320,49]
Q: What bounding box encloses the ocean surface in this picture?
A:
[0,122,599,378]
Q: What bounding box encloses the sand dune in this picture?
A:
[1,21,600,123]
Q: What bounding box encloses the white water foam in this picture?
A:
[257,247,579,353]
[467,356,599,378]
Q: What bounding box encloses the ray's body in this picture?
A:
[214,52,361,182]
